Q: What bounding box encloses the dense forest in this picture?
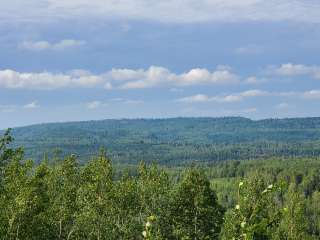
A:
[5,117,320,165]
[1,129,320,239]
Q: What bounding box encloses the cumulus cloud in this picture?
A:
[3,1,320,24]
[19,39,86,51]
[108,66,239,89]
[0,66,239,90]
[270,63,320,80]
[177,94,211,103]
[0,69,103,89]
[2,65,320,93]
[23,101,39,109]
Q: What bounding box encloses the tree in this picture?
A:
[48,154,80,239]
[73,149,114,239]
[170,168,224,239]
[23,162,53,239]
[0,147,35,239]
[306,191,320,238]
[0,129,14,188]
[136,162,172,238]
[221,173,284,240]
[277,183,309,240]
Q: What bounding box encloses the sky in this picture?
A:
[1,0,320,129]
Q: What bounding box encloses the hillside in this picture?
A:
[6,117,320,165]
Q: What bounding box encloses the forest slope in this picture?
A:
[4,117,320,165]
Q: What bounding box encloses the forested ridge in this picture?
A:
[1,129,320,239]
[5,117,320,165]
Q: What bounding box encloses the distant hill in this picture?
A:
[4,117,320,165]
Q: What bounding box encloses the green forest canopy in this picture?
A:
[4,117,320,165]
[1,129,320,239]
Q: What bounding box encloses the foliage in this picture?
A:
[7,117,320,165]
[221,174,284,239]
[1,130,320,239]
[170,168,224,239]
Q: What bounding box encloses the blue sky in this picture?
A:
[1,0,320,129]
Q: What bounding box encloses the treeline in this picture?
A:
[8,117,320,165]
[1,130,320,239]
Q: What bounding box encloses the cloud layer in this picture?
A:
[0,66,239,90]
[2,63,320,90]
[0,69,103,89]
[177,89,318,103]
[1,63,320,91]
[2,1,320,24]
[108,66,239,89]
[177,90,268,103]
[270,63,320,80]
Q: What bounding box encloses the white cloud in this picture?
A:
[86,98,143,109]
[1,101,40,112]
[271,63,320,80]
[86,101,104,109]
[0,69,103,89]
[177,93,243,103]
[19,41,51,51]
[53,39,86,50]
[19,39,86,51]
[244,76,267,84]
[3,65,320,93]
[109,66,239,89]
[216,95,243,103]
[303,90,320,99]
[240,89,268,97]
[3,1,320,24]
[177,94,211,103]
[174,68,239,86]
[245,76,259,84]
[219,107,258,115]
[275,102,290,109]
[0,66,239,90]
[23,101,39,109]
[104,82,113,90]
[177,89,300,104]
